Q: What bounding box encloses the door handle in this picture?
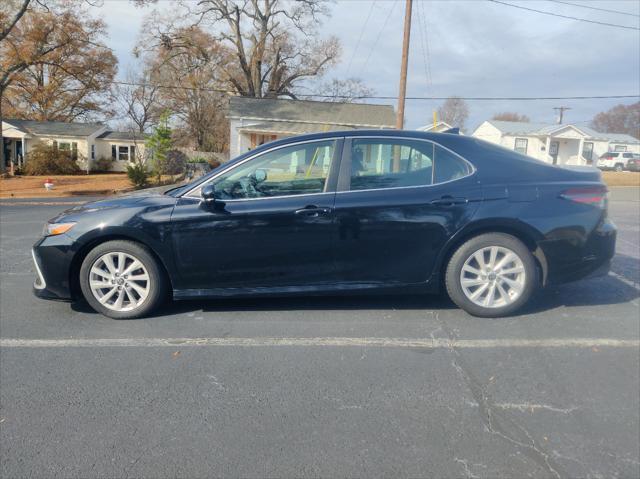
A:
[430,196,468,206]
[294,206,332,217]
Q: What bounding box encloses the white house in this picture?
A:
[472,120,640,165]
[2,119,146,172]
[228,97,396,158]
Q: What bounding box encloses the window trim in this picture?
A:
[337,136,476,194]
[582,141,594,161]
[514,138,528,155]
[118,145,130,162]
[183,137,344,201]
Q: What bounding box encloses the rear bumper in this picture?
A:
[542,218,616,285]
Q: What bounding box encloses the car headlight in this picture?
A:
[43,222,76,236]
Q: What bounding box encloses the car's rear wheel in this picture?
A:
[615,163,624,172]
[79,240,167,319]
[445,233,537,317]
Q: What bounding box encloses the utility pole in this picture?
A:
[395,0,413,130]
[553,106,571,124]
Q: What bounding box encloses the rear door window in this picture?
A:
[348,138,471,191]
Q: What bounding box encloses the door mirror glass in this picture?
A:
[201,183,216,203]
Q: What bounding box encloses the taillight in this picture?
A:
[560,186,608,208]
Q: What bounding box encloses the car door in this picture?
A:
[170,138,343,292]
[333,136,482,286]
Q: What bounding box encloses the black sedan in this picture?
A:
[33,130,616,318]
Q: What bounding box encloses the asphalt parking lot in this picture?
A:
[1,189,638,478]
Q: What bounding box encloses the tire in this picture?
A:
[445,233,537,318]
[615,164,623,172]
[79,240,167,319]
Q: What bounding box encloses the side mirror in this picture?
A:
[201,183,217,203]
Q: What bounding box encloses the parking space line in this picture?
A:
[1,337,638,349]
[609,271,640,291]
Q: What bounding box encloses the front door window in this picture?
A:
[211,140,336,200]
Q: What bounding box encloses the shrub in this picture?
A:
[23,144,80,175]
[187,157,209,164]
[94,157,113,172]
[126,162,149,188]
[165,150,187,175]
[208,158,221,170]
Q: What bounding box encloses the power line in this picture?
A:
[415,0,433,91]
[111,81,639,101]
[546,0,640,18]
[487,0,640,30]
[344,0,377,75]
[358,0,398,80]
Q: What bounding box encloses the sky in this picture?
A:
[98,0,640,132]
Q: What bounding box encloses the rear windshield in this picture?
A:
[600,153,619,158]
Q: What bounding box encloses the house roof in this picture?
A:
[485,120,639,144]
[417,121,453,132]
[228,97,395,128]
[238,120,361,136]
[97,130,144,141]
[3,119,105,137]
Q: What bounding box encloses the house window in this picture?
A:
[582,142,594,161]
[118,146,129,161]
[613,145,627,152]
[111,145,117,160]
[58,141,78,161]
[514,138,528,155]
[91,144,95,160]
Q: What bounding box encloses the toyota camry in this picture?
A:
[33,130,616,318]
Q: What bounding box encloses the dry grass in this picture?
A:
[0,174,134,198]
[601,171,640,187]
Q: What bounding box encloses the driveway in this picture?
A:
[1,190,638,478]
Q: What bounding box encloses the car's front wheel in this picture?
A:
[445,233,537,317]
[79,240,167,319]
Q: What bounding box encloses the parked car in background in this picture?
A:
[625,154,640,172]
[596,152,638,171]
[32,130,616,319]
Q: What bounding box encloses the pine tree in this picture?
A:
[146,111,173,183]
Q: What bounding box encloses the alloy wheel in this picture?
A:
[459,246,526,309]
[89,251,150,312]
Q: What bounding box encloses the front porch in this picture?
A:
[3,136,28,169]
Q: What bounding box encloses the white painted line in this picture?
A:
[0,337,638,349]
[609,271,640,291]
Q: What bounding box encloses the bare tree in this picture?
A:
[0,0,30,43]
[437,96,469,131]
[591,102,640,139]
[112,69,162,134]
[148,26,230,152]
[317,78,375,103]
[492,112,530,122]
[141,0,340,99]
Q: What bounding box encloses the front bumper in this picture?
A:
[32,234,78,301]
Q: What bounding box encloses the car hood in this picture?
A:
[49,187,178,223]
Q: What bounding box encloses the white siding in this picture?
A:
[471,121,503,144]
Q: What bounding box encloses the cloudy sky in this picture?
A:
[98,0,640,131]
